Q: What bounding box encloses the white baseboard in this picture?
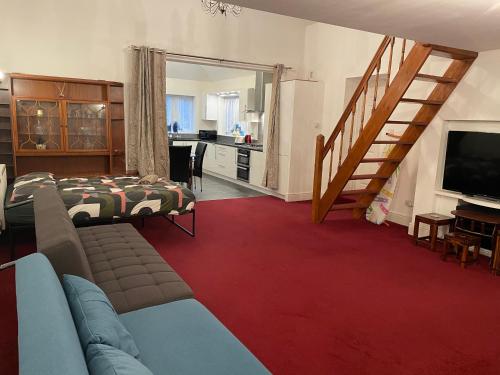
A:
[284,192,312,202]
[386,211,411,226]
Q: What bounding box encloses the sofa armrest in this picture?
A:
[34,187,94,282]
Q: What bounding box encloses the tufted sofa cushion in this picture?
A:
[77,223,193,314]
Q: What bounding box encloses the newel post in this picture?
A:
[312,134,325,223]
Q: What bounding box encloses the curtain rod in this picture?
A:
[129,45,292,71]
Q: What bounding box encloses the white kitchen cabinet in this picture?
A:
[214,144,237,179]
[203,142,217,173]
[249,151,265,186]
[263,80,324,201]
[238,88,250,121]
[202,93,218,121]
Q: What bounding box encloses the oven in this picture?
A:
[237,165,250,182]
[237,148,251,182]
[237,148,250,166]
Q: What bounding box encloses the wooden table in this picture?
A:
[413,213,455,251]
[451,209,500,273]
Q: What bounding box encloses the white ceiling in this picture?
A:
[230,0,500,51]
[166,61,255,81]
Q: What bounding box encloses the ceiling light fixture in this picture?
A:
[201,1,242,16]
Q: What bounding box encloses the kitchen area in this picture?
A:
[166,61,272,200]
[166,60,325,202]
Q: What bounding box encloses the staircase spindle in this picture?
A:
[385,37,395,92]
[359,83,368,132]
[338,123,345,170]
[372,59,381,114]
[328,145,334,182]
[399,39,407,67]
[348,103,356,152]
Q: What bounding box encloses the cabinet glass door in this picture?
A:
[66,102,108,151]
[15,100,62,151]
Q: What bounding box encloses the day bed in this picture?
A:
[5,170,196,260]
[15,187,270,374]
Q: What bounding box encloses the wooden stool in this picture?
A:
[442,232,481,269]
[413,213,455,251]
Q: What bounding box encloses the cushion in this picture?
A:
[78,223,193,313]
[34,187,95,282]
[119,299,271,375]
[86,344,152,375]
[16,254,89,375]
[62,275,140,359]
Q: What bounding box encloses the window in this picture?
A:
[166,95,194,133]
[221,96,242,135]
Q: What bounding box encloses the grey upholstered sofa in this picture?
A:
[34,186,193,313]
[15,187,270,374]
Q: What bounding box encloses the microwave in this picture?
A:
[199,130,217,141]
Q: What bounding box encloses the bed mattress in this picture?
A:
[5,174,195,226]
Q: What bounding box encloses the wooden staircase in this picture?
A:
[312,36,478,223]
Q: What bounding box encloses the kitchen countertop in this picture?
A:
[170,136,263,152]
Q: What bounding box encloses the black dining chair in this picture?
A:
[193,142,208,191]
[169,145,192,189]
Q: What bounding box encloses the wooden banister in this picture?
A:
[321,36,393,158]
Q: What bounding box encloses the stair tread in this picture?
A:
[373,140,414,145]
[415,73,458,84]
[386,120,428,126]
[350,173,391,180]
[400,98,444,105]
[425,44,478,60]
[341,189,378,195]
[361,157,400,163]
[330,202,368,211]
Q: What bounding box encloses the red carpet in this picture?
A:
[2,196,500,374]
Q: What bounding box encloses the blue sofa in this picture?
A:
[16,253,270,375]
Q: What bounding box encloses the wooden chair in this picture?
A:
[442,232,481,269]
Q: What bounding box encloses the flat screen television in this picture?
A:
[443,131,500,199]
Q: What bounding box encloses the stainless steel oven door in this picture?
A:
[237,165,250,182]
[237,149,250,166]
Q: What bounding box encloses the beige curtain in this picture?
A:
[128,47,169,178]
[262,64,284,189]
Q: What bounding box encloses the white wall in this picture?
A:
[411,49,500,235]
[0,0,309,82]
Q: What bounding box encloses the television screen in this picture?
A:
[443,131,500,199]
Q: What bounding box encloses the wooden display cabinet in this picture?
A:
[0,73,14,180]
[9,73,125,177]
